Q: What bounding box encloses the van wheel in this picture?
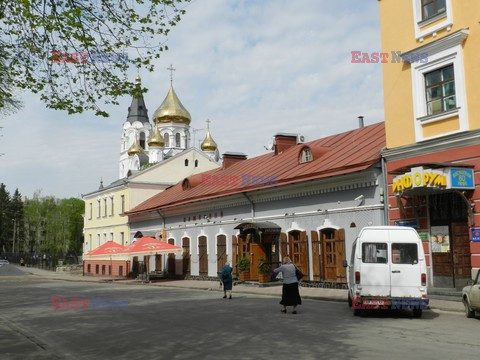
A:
[353,308,361,316]
[412,309,422,318]
[348,293,353,307]
[464,298,475,318]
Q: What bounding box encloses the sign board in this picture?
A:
[471,228,480,242]
[418,232,428,241]
[450,168,474,189]
[392,166,474,194]
[394,220,418,229]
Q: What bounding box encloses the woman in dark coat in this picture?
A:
[220,262,233,299]
[273,256,302,314]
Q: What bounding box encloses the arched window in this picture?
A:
[195,160,199,167]
[175,133,181,147]
[300,147,313,163]
[185,159,189,167]
[164,133,170,147]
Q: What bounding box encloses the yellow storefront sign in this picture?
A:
[392,167,447,193]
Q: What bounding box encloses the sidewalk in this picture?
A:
[11,265,465,314]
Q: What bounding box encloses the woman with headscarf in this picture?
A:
[219,262,233,299]
[273,256,302,314]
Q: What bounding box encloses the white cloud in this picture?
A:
[0,0,384,199]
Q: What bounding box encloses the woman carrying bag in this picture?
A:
[273,256,302,314]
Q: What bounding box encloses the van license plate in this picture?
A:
[364,299,384,306]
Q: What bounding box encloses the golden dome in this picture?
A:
[201,129,217,152]
[152,84,191,125]
[148,125,165,147]
[127,136,144,156]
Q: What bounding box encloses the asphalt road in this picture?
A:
[0,265,479,360]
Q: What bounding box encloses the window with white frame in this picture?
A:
[421,0,446,20]
[110,232,114,241]
[425,65,456,115]
[110,196,114,216]
[89,203,92,220]
[96,234,100,248]
[97,200,101,218]
[103,233,107,244]
[120,232,125,246]
[300,147,313,163]
[89,234,92,250]
[408,29,469,141]
[120,195,125,214]
[412,0,452,41]
[103,198,107,217]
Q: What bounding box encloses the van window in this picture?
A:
[362,243,388,263]
[392,243,418,264]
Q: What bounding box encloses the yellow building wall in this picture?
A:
[422,116,459,138]
[378,0,480,148]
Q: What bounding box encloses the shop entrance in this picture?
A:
[429,192,471,288]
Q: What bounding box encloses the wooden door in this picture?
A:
[311,230,322,281]
[182,237,190,276]
[280,232,288,258]
[452,222,471,279]
[232,235,238,277]
[288,231,309,279]
[167,239,176,275]
[321,228,345,282]
[250,243,264,280]
[198,236,208,275]
[335,229,347,283]
[155,254,162,272]
[217,235,227,273]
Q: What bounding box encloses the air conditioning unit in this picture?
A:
[297,135,306,144]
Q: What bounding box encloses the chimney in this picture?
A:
[358,116,364,128]
[274,133,297,155]
[222,152,247,169]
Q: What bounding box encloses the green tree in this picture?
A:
[1,0,190,117]
[9,188,24,253]
[0,183,11,253]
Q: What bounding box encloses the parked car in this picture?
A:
[344,226,428,318]
[0,259,9,266]
[462,270,480,318]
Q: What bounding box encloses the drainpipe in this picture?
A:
[156,209,166,238]
[381,148,389,225]
[242,192,255,220]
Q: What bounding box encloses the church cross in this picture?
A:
[167,64,176,83]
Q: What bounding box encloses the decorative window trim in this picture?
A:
[412,0,453,42]
[409,30,469,142]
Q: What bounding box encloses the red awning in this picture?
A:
[83,241,127,259]
[123,236,182,256]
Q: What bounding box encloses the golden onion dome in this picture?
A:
[201,129,217,152]
[148,125,165,147]
[127,136,144,156]
[152,84,191,125]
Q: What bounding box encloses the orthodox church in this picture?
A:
[119,75,220,179]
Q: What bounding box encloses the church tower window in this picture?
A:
[164,133,170,147]
[185,159,189,167]
[176,133,181,147]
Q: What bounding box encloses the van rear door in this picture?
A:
[390,230,422,298]
[360,231,390,298]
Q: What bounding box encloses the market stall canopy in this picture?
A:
[83,241,127,260]
[234,221,281,234]
[123,236,182,256]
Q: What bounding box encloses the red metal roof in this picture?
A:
[127,122,385,215]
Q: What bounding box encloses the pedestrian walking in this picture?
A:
[219,262,233,299]
[273,256,302,314]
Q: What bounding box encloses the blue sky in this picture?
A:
[0,0,384,199]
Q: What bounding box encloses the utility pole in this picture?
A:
[12,218,16,253]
